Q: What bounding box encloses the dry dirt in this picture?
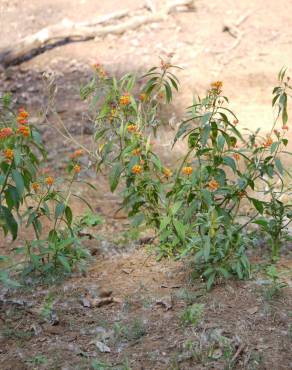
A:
[0,0,292,369]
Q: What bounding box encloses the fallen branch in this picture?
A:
[0,0,194,67]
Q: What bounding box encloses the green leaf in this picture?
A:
[206,272,216,290]
[65,206,73,226]
[250,198,264,214]
[173,219,185,241]
[11,169,24,197]
[275,158,284,175]
[109,163,123,192]
[223,156,237,172]
[203,236,210,262]
[55,203,65,219]
[0,205,18,240]
[57,255,71,272]
[201,189,212,206]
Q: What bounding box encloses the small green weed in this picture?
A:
[180,303,204,326]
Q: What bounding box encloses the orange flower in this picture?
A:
[0,127,13,140]
[17,108,29,124]
[282,125,289,130]
[132,148,141,156]
[182,166,193,176]
[73,164,81,174]
[119,93,131,106]
[132,165,142,175]
[92,63,107,78]
[208,179,219,191]
[32,182,40,192]
[4,149,14,161]
[127,124,137,133]
[158,91,165,100]
[263,137,273,148]
[139,93,148,102]
[238,191,246,199]
[233,153,240,161]
[46,176,54,186]
[16,125,30,137]
[163,167,172,178]
[211,81,223,91]
[70,149,84,159]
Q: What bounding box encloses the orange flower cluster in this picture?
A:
[211,81,223,91]
[17,125,30,137]
[233,153,240,161]
[32,182,40,192]
[70,149,84,159]
[160,60,171,71]
[0,127,13,140]
[163,167,172,178]
[73,164,81,174]
[127,124,137,133]
[92,63,107,78]
[17,108,29,125]
[4,149,14,161]
[119,93,131,106]
[132,148,141,156]
[208,179,219,191]
[46,176,54,186]
[263,137,273,148]
[139,93,148,102]
[182,166,193,176]
[158,91,165,100]
[132,165,142,175]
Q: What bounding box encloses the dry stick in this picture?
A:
[0,0,194,66]
[231,343,246,365]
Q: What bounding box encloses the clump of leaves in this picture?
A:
[48,60,292,289]
[0,94,99,283]
[262,265,287,300]
[180,303,205,326]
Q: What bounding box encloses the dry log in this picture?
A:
[0,0,194,67]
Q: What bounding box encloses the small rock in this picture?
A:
[155,296,173,311]
[80,297,91,308]
[93,341,111,353]
[247,306,259,315]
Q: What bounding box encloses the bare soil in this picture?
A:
[0,1,292,369]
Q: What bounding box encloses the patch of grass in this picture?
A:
[262,265,287,301]
[91,359,112,370]
[2,327,34,340]
[175,288,204,305]
[25,354,48,366]
[180,303,205,326]
[113,318,147,342]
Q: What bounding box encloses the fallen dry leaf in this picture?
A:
[93,341,111,353]
[155,296,173,311]
[247,306,259,315]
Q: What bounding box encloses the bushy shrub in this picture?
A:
[79,61,292,288]
[0,94,96,285]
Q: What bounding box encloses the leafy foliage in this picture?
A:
[79,60,292,289]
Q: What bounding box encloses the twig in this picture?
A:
[0,0,194,66]
[231,343,246,364]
